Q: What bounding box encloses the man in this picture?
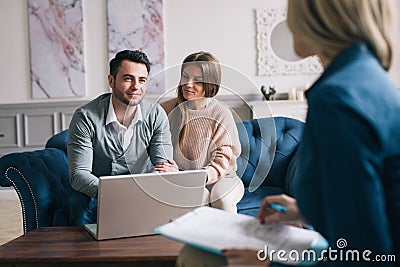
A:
[67,50,173,223]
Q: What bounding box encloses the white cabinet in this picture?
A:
[249,100,308,122]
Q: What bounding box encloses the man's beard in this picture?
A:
[114,82,144,106]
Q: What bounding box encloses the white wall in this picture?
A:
[0,0,109,104]
[0,0,399,105]
[164,0,319,96]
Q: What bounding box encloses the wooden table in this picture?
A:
[0,226,184,267]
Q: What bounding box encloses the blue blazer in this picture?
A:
[295,43,400,266]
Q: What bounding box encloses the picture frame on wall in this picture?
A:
[28,0,86,99]
[107,0,165,94]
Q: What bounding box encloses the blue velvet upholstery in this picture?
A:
[0,130,90,233]
[236,117,304,216]
[0,117,304,233]
[45,129,68,153]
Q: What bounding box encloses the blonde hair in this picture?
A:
[287,0,394,70]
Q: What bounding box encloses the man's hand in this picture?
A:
[153,159,179,172]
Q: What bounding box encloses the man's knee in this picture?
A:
[67,194,97,225]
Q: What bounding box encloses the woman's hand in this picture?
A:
[223,249,270,266]
[257,194,301,225]
[153,160,179,172]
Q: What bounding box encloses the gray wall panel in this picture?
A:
[61,110,75,131]
[23,113,57,147]
[0,114,21,148]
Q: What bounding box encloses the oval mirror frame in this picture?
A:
[256,7,323,76]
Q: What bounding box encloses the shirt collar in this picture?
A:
[106,95,143,127]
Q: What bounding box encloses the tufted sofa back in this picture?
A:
[236,117,304,193]
[45,129,68,153]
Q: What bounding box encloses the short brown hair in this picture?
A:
[177,51,221,103]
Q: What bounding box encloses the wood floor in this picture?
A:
[0,188,23,245]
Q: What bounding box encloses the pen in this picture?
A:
[267,203,287,213]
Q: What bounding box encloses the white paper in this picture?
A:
[155,206,327,265]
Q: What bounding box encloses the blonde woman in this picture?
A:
[178,0,400,266]
[155,51,244,214]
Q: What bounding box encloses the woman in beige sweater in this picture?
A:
[155,51,244,213]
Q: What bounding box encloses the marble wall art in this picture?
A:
[28,0,85,98]
[107,0,165,94]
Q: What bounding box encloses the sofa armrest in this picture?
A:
[284,146,301,197]
[264,117,304,188]
[0,148,87,233]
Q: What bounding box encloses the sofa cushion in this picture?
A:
[237,186,284,216]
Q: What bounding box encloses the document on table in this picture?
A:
[154,206,328,265]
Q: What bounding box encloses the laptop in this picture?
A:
[84,170,207,240]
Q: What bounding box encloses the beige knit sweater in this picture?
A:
[161,98,241,184]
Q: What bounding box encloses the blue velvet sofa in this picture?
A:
[235,116,304,216]
[0,116,304,233]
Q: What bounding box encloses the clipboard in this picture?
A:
[154,206,328,266]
